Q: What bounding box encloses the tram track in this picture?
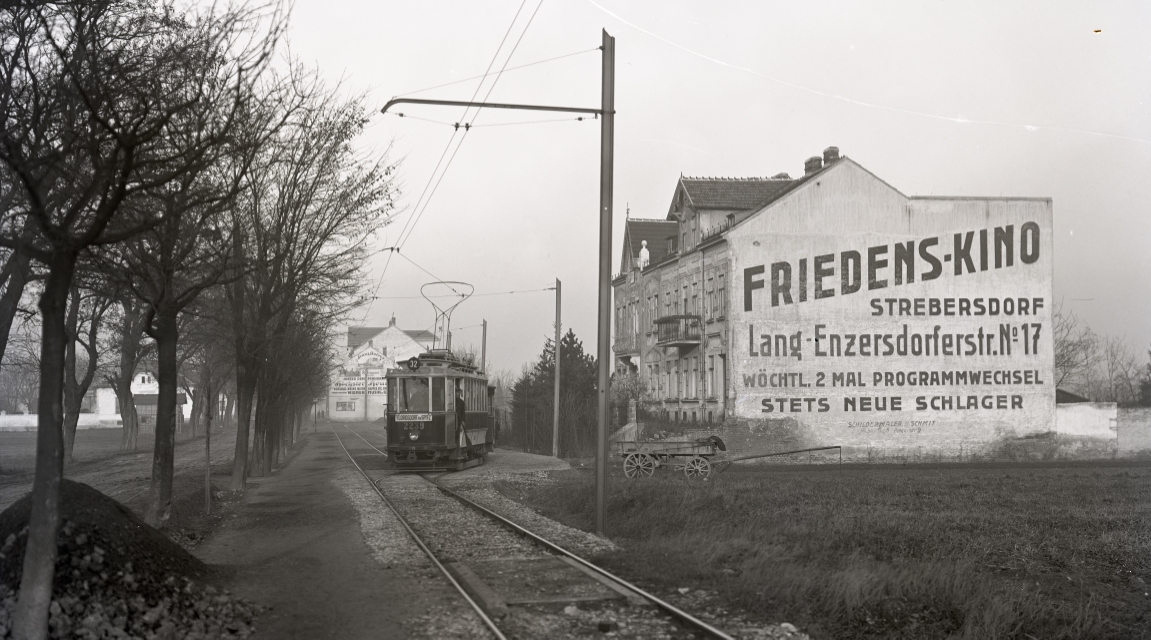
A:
[331,422,737,640]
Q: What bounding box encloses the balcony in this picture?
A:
[654,315,702,349]
[613,333,638,354]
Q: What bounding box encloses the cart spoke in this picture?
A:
[684,456,711,479]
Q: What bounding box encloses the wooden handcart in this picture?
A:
[613,436,726,480]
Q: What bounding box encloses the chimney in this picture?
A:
[804,156,823,176]
[823,146,840,165]
[771,172,791,180]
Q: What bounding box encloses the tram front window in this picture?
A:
[398,377,430,412]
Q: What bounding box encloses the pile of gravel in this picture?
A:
[0,480,259,639]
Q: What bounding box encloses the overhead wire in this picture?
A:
[359,0,530,318]
[362,0,550,327]
[584,0,1150,145]
[396,0,546,252]
[373,286,556,300]
[394,47,599,98]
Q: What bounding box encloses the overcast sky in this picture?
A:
[280,0,1151,374]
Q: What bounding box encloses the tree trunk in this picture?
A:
[224,388,235,429]
[0,222,35,367]
[62,288,81,463]
[13,251,77,640]
[229,368,256,491]
[116,383,140,451]
[114,299,146,451]
[186,383,202,437]
[146,307,180,527]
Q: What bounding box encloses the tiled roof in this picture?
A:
[347,327,386,351]
[625,218,678,261]
[348,325,435,351]
[679,176,796,211]
[403,329,435,342]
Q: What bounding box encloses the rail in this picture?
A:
[429,475,736,640]
[334,421,737,639]
[330,424,508,640]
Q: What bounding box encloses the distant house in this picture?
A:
[89,372,188,429]
[329,316,436,422]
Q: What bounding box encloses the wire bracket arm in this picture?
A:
[381,97,608,117]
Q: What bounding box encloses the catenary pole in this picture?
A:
[553,278,561,458]
[378,29,616,536]
[481,319,487,372]
[595,29,614,538]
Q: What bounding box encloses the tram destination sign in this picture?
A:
[396,413,433,422]
[728,189,1054,454]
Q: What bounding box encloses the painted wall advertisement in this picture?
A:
[731,201,1054,453]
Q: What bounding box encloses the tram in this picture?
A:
[385,349,495,471]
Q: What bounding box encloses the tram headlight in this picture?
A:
[408,431,419,441]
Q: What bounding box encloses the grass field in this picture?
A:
[0,428,140,474]
[495,461,1151,639]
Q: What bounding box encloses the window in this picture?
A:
[708,356,715,398]
[433,377,446,411]
[692,357,699,398]
[336,401,356,412]
[707,277,714,317]
[397,377,430,411]
[675,364,682,398]
[718,273,726,314]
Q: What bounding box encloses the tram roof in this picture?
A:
[387,349,485,376]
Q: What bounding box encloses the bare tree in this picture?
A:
[1052,302,1098,389]
[1087,335,1142,405]
[0,0,282,633]
[61,285,112,462]
[227,77,397,488]
[101,294,152,451]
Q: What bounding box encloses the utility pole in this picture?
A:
[481,319,487,373]
[553,279,561,458]
[379,28,616,537]
[594,29,614,538]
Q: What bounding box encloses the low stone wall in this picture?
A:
[0,414,122,432]
[624,404,1151,463]
[1118,407,1151,457]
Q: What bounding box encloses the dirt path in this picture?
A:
[193,429,482,639]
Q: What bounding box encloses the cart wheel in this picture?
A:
[624,453,656,478]
[683,456,711,479]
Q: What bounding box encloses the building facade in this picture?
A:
[328,316,435,422]
[614,148,1056,459]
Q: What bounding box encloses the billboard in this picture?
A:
[728,167,1053,455]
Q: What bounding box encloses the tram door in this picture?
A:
[449,377,462,444]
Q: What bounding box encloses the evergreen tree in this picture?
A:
[510,328,597,456]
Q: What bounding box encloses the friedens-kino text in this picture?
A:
[742,222,1041,312]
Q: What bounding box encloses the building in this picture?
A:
[613,169,800,423]
[614,148,1056,459]
[328,316,435,422]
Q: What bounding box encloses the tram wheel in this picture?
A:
[624,453,655,478]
